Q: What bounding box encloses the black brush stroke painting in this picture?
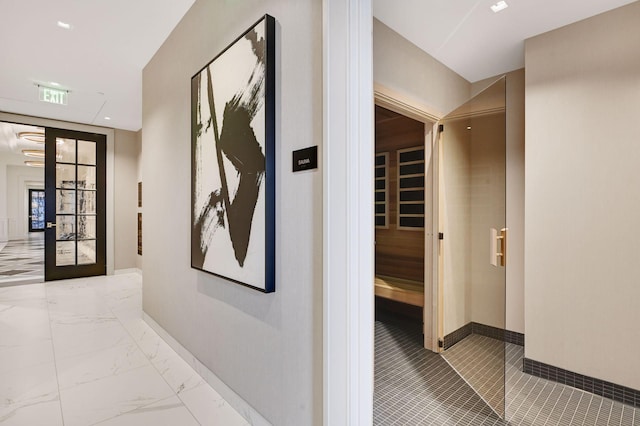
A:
[191,15,275,292]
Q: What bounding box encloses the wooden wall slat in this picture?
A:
[375,106,425,283]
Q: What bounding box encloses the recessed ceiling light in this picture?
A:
[25,160,45,168]
[104,117,111,120]
[22,149,45,158]
[491,1,508,13]
[57,21,72,30]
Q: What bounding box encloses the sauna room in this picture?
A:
[374,104,428,331]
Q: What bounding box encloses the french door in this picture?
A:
[44,128,106,281]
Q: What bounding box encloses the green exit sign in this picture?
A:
[39,86,68,105]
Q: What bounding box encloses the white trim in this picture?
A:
[0,111,115,276]
[374,83,442,123]
[143,313,271,426]
[114,267,141,275]
[323,0,373,424]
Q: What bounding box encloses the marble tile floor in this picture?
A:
[0,235,44,287]
[0,273,248,426]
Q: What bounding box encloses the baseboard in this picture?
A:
[443,322,525,350]
[143,312,271,426]
[114,268,142,275]
[523,358,639,408]
[443,323,472,350]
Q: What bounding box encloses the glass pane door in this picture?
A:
[45,128,106,281]
[438,78,507,418]
[28,189,45,232]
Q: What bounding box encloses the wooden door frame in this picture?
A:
[374,83,443,352]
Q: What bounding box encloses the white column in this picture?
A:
[323,0,374,424]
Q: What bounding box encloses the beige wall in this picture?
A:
[473,69,525,334]
[142,1,322,424]
[114,129,140,270]
[525,1,640,389]
[374,19,470,117]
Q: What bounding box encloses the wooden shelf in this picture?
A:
[374,275,424,307]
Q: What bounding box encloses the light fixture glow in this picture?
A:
[22,149,45,158]
[104,116,111,120]
[467,126,472,130]
[25,160,45,168]
[50,82,61,87]
[17,131,45,143]
[57,21,72,30]
[491,1,508,13]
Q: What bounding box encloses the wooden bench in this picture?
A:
[374,275,424,307]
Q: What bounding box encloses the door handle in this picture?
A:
[490,227,508,267]
[46,222,57,228]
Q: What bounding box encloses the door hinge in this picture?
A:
[438,232,444,240]
[438,124,444,133]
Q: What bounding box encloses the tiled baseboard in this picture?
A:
[523,358,640,408]
[443,322,525,350]
[442,323,472,350]
[503,328,525,346]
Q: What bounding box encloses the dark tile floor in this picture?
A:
[374,315,638,425]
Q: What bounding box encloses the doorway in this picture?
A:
[374,106,426,323]
[44,127,107,281]
[0,122,46,286]
[0,120,108,285]
[28,189,45,232]
[373,79,508,422]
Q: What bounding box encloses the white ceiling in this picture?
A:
[0,122,45,167]
[373,0,638,82]
[0,0,195,132]
[0,0,635,141]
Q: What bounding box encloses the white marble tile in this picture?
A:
[135,327,170,360]
[50,318,135,360]
[46,292,113,317]
[135,331,203,396]
[0,339,55,376]
[56,341,151,391]
[101,286,141,310]
[0,283,47,305]
[59,364,175,426]
[93,396,199,426]
[150,348,205,396]
[111,306,141,324]
[120,317,155,343]
[0,399,63,426]
[0,361,61,425]
[0,304,51,346]
[179,382,249,426]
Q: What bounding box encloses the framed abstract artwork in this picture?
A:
[191,15,276,293]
